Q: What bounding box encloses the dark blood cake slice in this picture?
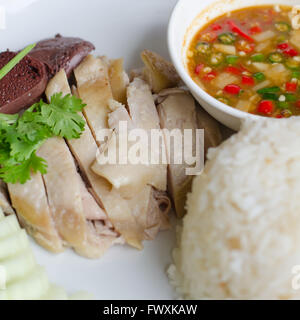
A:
[29,34,95,78]
[0,51,47,114]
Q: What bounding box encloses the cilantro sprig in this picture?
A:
[0,93,86,184]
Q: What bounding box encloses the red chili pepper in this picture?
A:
[236,40,255,54]
[286,82,298,92]
[238,64,250,72]
[242,75,255,86]
[277,42,289,50]
[202,71,217,81]
[195,64,204,75]
[211,24,222,31]
[249,25,262,34]
[227,20,254,42]
[296,100,300,108]
[276,114,283,118]
[257,100,274,115]
[283,48,299,57]
[223,84,241,95]
[225,66,241,75]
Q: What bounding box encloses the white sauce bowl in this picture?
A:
[168,0,298,130]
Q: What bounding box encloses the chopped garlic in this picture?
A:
[211,58,218,64]
[279,95,286,102]
[239,51,246,57]
[291,78,298,83]
[293,56,300,62]
[242,71,251,76]
[203,67,212,73]
[274,5,281,13]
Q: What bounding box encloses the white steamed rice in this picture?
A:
[169,118,300,299]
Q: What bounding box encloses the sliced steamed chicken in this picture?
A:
[139,51,223,218]
[44,69,120,258]
[141,50,181,93]
[108,58,129,104]
[92,78,167,197]
[36,137,87,250]
[73,58,171,249]
[157,89,198,218]
[74,55,112,144]
[157,89,222,217]
[8,173,64,253]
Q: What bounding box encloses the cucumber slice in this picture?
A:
[2,250,36,284]
[4,266,49,300]
[0,214,88,300]
[40,284,68,300]
[0,230,29,260]
[0,215,20,240]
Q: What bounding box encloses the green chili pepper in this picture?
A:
[218,32,236,44]
[277,35,287,43]
[262,93,278,100]
[210,52,224,66]
[292,71,300,79]
[284,93,297,102]
[286,58,300,70]
[196,42,211,54]
[277,101,290,109]
[257,86,280,94]
[253,72,266,82]
[268,52,284,63]
[251,53,265,62]
[226,55,239,64]
[275,22,291,32]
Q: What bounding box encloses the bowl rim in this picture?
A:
[167,0,266,122]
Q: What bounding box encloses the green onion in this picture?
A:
[286,58,300,70]
[268,52,284,63]
[284,93,297,102]
[275,22,291,32]
[210,52,224,66]
[292,71,300,79]
[257,86,280,94]
[226,55,239,64]
[218,32,236,44]
[262,93,278,100]
[277,101,290,109]
[253,72,266,82]
[0,43,36,81]
[277,35,287,43]
[251,53,265,62]
[196,42,210,54]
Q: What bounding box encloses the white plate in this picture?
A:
[2,0,178,300]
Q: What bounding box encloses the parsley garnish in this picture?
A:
[0,93,86,184]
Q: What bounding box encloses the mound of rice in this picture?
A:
[169,118,300,299]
